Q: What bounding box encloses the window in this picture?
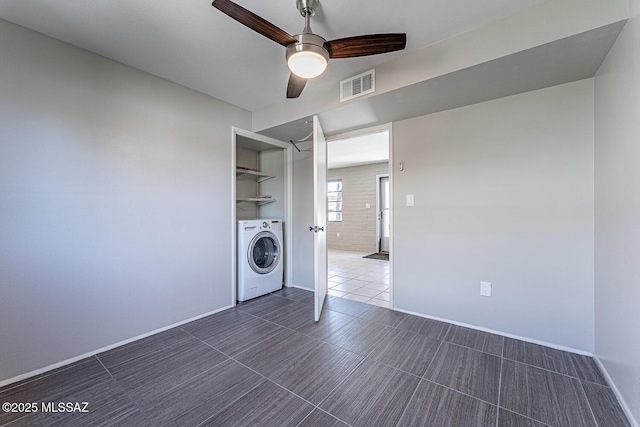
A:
[327,179,342,222]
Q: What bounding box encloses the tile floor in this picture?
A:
[0,288,631,427]
[328,250,390,308]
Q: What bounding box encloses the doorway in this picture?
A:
[377,174,390,253]
[325,125,392,308]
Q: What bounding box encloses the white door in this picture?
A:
[379,176,390,252]
[312,116,328,322]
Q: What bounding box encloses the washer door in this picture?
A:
[248,231,280,274]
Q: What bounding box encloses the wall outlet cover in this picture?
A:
[480,281,492,297]
[406,194,415,207]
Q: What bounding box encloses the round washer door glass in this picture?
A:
[248,231,280,274]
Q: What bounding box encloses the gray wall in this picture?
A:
[393,80,595,351]
[594,0,640,423]
[327,162,389,253]
[0,19,251,383]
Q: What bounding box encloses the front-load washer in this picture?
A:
[237,219,283,301]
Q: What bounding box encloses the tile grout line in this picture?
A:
[295,406,355,427]
[578,376,601,427]
[420,379,501,409]
[243,297,368,351]
[499,407,556,427]
[565,347,602,426]
[394,337,447,425]
[92,354,160,424]
[118,330,235,413]
[221,344,351,427]
[312,354,369,414]
[392,383,421,426]
[193,379,266,427]
[294,409,316,427]
[442,338,503,358]
[504,357,601,384]
[191,336,320,427]
[93,355,115,380]
[228,329,358,427]
[495,349,503,427]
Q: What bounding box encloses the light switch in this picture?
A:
[365,203,371,209]
[406,194,415,207]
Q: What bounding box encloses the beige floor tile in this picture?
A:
[342,294,371,303]
[351,287,384,298]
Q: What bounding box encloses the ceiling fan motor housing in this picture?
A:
[286,32,329,64]
[296,0,319,17]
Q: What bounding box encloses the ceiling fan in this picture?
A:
[212,0,407,98]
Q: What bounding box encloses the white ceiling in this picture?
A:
[328,131,389,169]
[0,0,546,112]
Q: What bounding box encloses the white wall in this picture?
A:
[327,162,389,253]
[0,19,251,383]
[594,0,640,423]
[393,80,595,351]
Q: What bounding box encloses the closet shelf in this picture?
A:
[235,168,275,183]
[236,197,277,206]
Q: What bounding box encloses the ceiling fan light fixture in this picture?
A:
[288,50,327,78]
[286,32,329,79]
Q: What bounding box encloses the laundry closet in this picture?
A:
[234,131,292,302]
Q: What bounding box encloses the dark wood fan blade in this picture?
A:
[287,73,307,98]
[326,33,406,59]
[212,0,297,47]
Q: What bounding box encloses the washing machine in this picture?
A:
[237,219,284,301]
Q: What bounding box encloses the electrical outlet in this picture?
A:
[480,281,492,297]
[337,232,340,237]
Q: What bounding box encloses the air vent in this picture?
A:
[340,69,375,102]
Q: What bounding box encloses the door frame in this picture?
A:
[231,127,294,306]
[376,173,390,253]
[326,123,394,308]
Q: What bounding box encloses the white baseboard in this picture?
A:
[592,355,639,427]
[394,307,593,356]
[286,284,313,291]
[0,305,233,389]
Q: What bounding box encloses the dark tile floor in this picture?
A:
[0,288,631,427]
